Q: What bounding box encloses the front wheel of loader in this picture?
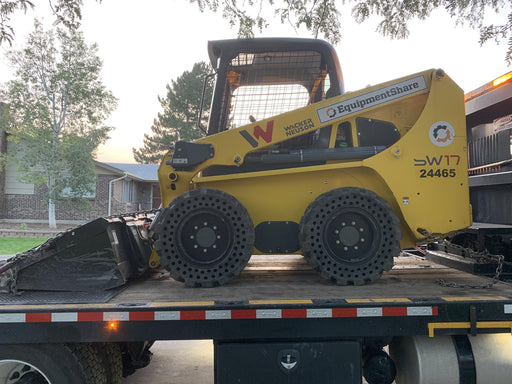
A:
[300,187,401,285]
[154,189,255,287]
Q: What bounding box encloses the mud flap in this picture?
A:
[4,213,155,292]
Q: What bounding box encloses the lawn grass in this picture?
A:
[0,237,48,254]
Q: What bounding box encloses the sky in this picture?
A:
[0,0,510,163]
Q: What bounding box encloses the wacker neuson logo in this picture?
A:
[317,75,428,123]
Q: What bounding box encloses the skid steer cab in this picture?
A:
[151,38,471,287]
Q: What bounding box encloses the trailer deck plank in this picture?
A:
[111,255,512,305]
[1,254,512,308]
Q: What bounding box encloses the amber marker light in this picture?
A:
[493,71,512,87]
[108,321,118,330]
[465,71,512,102]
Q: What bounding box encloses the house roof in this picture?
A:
[95,161,159,182]
[107,163,159,182]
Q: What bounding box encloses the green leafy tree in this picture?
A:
[0,0,101,46]
[190,0,512,62]
[2,20,117,228]
[133,62,213,164]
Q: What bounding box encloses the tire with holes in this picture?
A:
[153,188,255,287]
[0,343,107,384]
[300,187,401,285]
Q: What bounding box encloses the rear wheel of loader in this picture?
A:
[155,189,255,287]
[300,187,401,285]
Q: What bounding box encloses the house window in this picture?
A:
[61,183,96,198]
[123,180,136,203]
[4,141,34,195]
[4,163,35,195]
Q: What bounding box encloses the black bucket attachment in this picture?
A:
[2,212,155,292]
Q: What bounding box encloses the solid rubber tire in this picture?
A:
[300,187,401,285]
[154,188,254,287]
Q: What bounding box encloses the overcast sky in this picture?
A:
[1,0,510,163]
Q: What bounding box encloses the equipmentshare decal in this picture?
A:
[317,75,428,123]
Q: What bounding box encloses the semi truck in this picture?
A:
[0,38,512,383]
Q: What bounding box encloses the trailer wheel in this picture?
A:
[300,187,401,285]
[94,343,122,384]
[155,188,255,287]
[0,343,107,384]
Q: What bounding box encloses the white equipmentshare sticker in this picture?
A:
[317,75,428,124]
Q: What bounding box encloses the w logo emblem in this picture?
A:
[240,120,274,148]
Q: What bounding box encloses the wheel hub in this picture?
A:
[338,226,360,247]
[177,210,233,267]
[324,210,379,263]
[195,227,217,248]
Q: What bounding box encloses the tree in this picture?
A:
[2,20,117,228]
[133,62,213,164]
[190,0,512,63]
[0,0,101,46]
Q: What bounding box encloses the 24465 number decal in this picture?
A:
[419,169,456,178]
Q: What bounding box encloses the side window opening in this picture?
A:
[228,84,309,129]
[219,50,329,132]
[336,122,352,148]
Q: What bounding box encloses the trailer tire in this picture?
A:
[155,188,255,287]
[0,343,107,384]
[300,187,401,285]
[94,343,122,384]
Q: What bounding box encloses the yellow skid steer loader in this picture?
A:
[150,38,471,287]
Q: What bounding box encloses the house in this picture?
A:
[104,162,162,213]
[0,102,161,224]
[0,160,161,224]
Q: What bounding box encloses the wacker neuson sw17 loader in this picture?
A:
[1,38,471,290]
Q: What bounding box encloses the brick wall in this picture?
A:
[1,174,158,222]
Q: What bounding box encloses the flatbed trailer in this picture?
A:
[2,253,512,383]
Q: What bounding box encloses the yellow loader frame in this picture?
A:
[152,68,471,286]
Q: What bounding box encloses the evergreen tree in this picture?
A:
[133,62,213,164]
